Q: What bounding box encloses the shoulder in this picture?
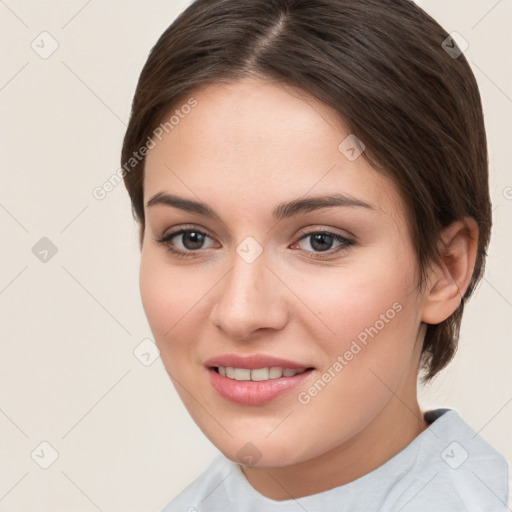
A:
[508,466,512,510]
[160,453,236,512]
[388,408,510,511]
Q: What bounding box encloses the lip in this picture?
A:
[207,367,314,405]
[204,353,315,405]
[204,353,312,370]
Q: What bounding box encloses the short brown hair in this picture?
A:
[121,0,492,382]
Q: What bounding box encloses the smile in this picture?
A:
[215,366,307,381]
[207,366,315,405]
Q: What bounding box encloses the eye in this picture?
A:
[154,226,217,258]
[154,226,355,260]
[293,230,355,258]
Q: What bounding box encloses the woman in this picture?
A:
[121,0,510,509]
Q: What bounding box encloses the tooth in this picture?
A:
[234,368,251,381]
[218,366,307,381]
[251,368,270,381]
[269,367,283,379]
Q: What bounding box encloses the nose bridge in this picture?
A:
[210,241,287,338]
[221,246,270,315]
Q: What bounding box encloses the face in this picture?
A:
[140,77,428,468]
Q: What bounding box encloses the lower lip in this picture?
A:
[207,367,314,405]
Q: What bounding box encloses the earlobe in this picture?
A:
[421,217,479,325]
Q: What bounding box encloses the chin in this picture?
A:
[214,434,309,468]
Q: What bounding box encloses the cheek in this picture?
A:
[284,270,420,453]
[291,256,416,342]
[139,251,201,348]
[139,253,171,337]
[286,253,421,391]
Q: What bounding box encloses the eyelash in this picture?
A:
[153,225,355,260]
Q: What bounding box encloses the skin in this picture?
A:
[139,77,478,500]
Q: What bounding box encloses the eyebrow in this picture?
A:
[146,192,374,221]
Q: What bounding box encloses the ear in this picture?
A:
[421,217,479,325]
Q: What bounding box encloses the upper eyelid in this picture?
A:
[159,225,215,242]
[295,225,354,240]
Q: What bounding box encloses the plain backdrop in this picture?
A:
[0,1,511,511]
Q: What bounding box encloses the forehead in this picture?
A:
[143,77,403,222]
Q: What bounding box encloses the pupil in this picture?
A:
[311,233,333,252]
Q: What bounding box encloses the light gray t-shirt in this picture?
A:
[162,408,510,511]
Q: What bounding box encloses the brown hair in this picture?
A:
[121,0,491,382]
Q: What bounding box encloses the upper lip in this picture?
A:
[204,354,314,370]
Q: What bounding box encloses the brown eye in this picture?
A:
[295,230,355,258]
[177,230,207,250]
[154,227,216,258]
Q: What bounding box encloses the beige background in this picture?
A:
[0,1,510,511]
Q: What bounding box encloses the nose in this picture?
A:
[209,250,289,341]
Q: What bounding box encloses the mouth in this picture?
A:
[211,365,314,381]
[204,354,316,405]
